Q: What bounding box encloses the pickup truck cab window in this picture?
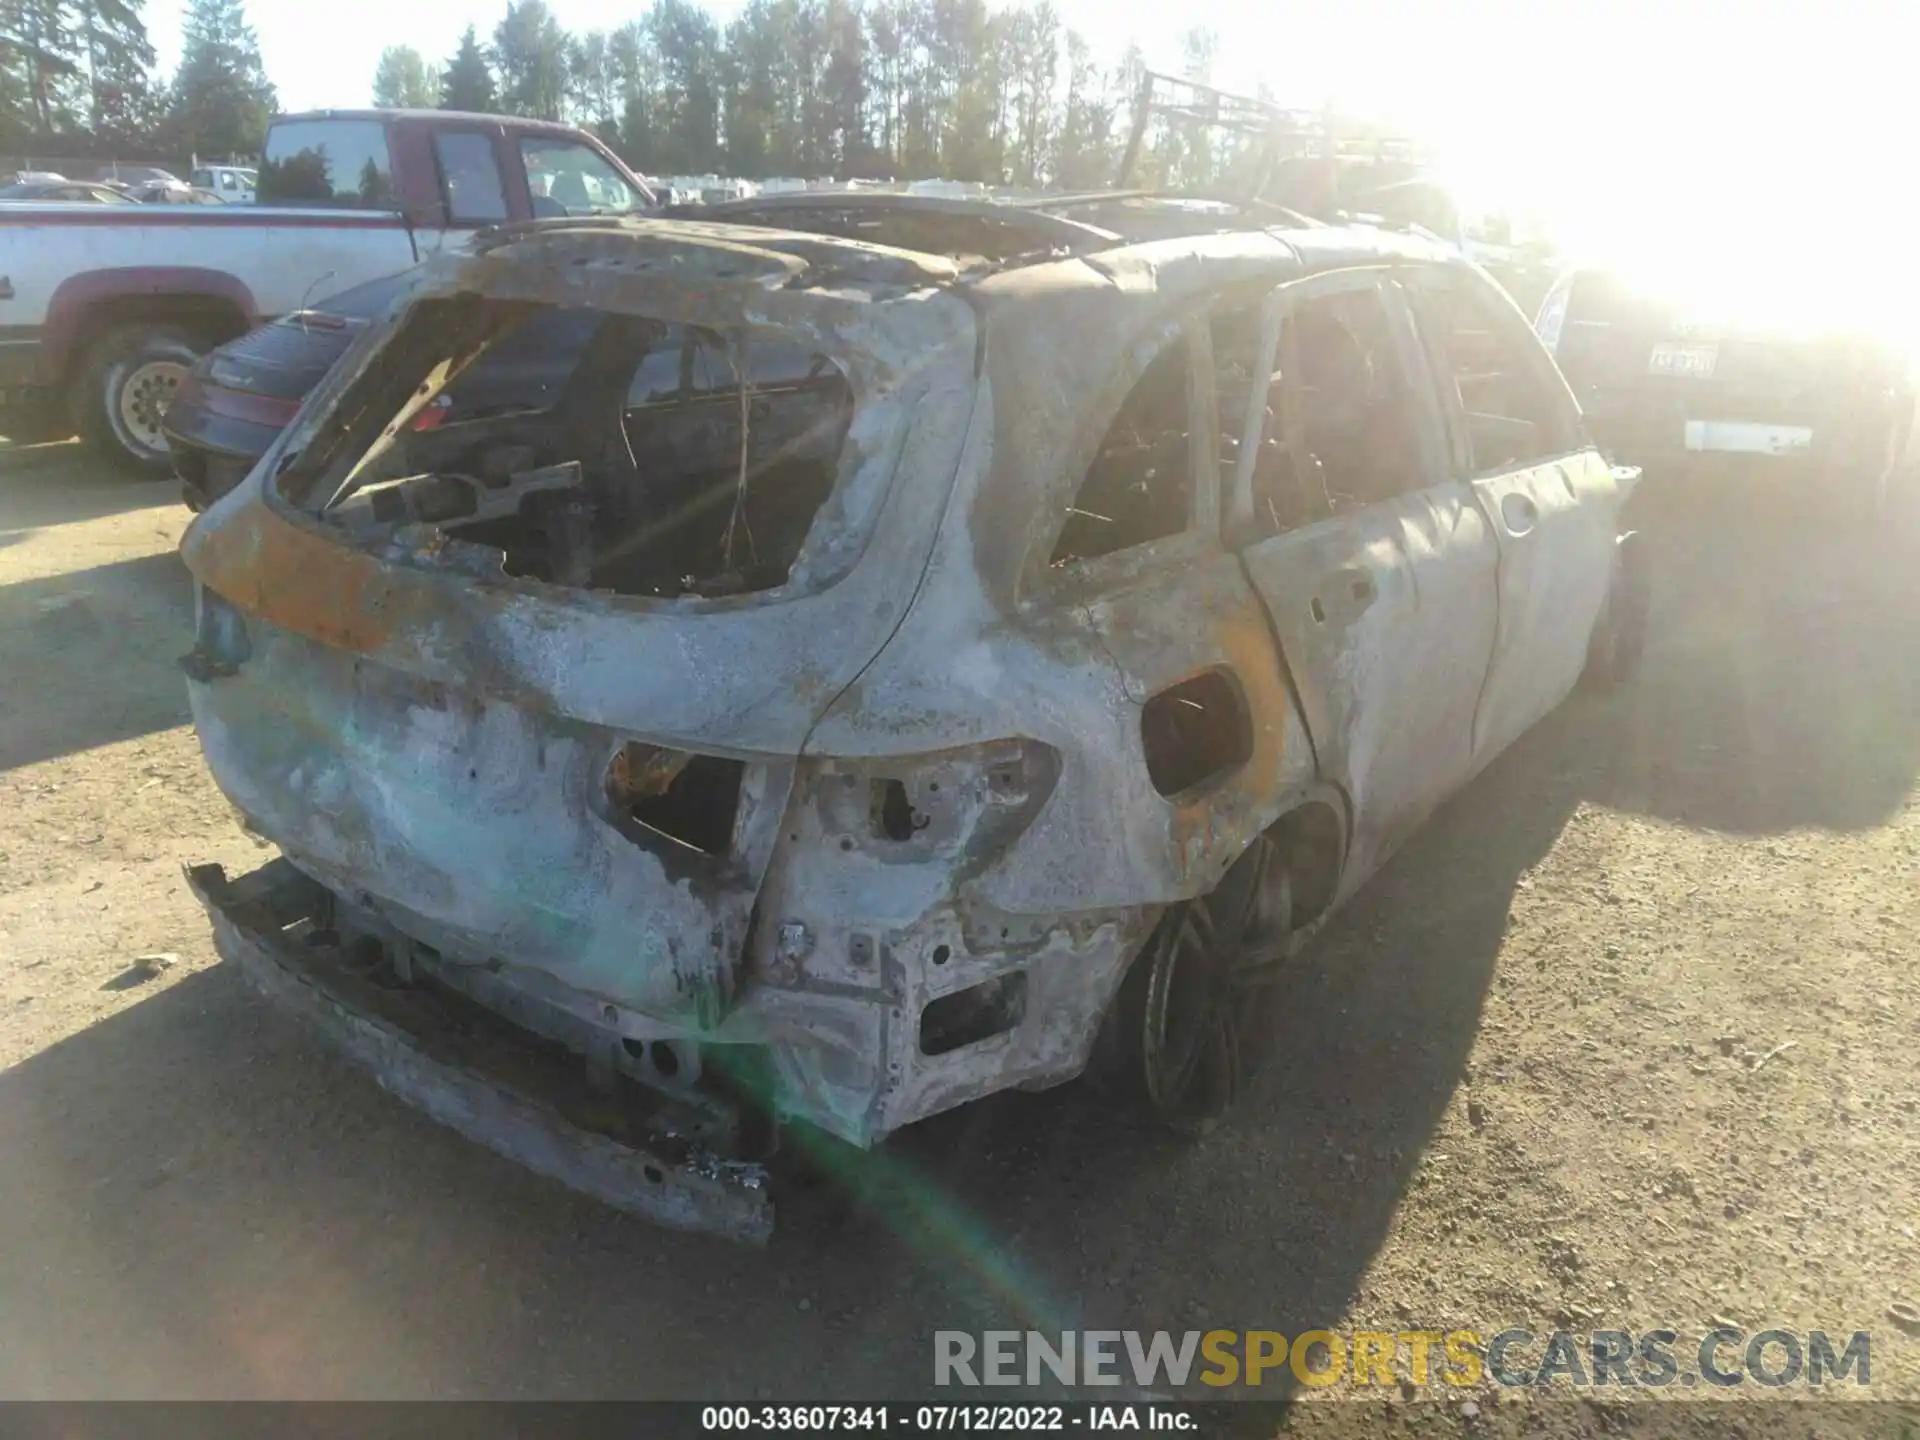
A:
[259,119,397,208]
[433,131,510,225]
[520,136,643,217]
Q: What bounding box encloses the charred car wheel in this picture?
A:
[73,324,204,475]
[1104,837,1300,1131]
[1111,900,1241,1132]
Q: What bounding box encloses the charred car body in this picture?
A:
[180,201,1643,1241]
[1537,266,1920,511]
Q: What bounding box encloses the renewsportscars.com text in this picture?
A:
[933,1328,1871,1390]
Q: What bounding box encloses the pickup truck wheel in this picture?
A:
[72,325,203,475]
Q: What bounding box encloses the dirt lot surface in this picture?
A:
[2,443,1916,1427]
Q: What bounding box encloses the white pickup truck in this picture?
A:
[0,107,653,470]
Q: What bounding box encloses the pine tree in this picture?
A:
[605,19,657,169]
[439,26,495,113]
[371,44,434,108]
[168,0,274,158]
[0,0,85,139]
[492,0,567,122]
[78,0,159,143]
[648,0,720,173]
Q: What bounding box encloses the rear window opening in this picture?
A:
[605,742,745,858]
[283,295,856,602]
[258,118,396,208]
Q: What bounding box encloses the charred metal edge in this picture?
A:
[184,860,775,1245]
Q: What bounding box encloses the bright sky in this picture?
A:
[147,0,1910,317]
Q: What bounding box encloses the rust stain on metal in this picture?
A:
[185,502,418,656]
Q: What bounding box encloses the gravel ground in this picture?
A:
[1,442,1915,1429]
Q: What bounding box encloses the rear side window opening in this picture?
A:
[278,296,856,602]
[1051,338,1195,566]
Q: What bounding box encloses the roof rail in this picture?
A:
[1114,71,1434,217]
[683,190,1122,258]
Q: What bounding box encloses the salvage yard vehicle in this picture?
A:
[0,108,652,472]
[1536,265,1920,514]
[190,164,257,203]
[179,197,1644,1242]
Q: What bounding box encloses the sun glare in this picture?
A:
[1250,0,1918,349]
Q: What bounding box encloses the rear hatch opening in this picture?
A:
[273,293,857,602]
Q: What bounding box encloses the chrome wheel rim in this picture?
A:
[117,359,188,454]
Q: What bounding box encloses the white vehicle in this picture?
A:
[191,165,258,203]
[0,108,652,471]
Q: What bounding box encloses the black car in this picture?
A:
[1536,266,1920,514]
[166,272,414,510]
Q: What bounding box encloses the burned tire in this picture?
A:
[1098,834,1301,1133]
[71,324,204,475]
[1106,900,1241,1133]
[1584,531,1649,690]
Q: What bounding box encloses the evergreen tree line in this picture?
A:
[397,0,1228,187]
[2,0,1229,186]
[0,0,269,159]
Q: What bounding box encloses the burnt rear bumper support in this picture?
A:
[185,858,774,1244]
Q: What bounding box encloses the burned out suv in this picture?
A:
[180,199,1643,1240]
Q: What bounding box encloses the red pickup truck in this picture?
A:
[0,108,654,471]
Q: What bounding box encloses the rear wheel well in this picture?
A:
[1262,799,1344,932]
[61,295,251,385]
